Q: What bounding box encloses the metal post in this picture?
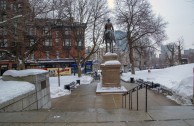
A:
[146,84,148,112]
[129,91,131,109]
[122,95,123,108]
[131,92,133,109]
[193,68,194,105]
[137,86,138,111]
[58,67,60,87]
[125,95,126,108]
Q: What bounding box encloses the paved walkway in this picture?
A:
[51,80,179,111]
[0,80,194,126]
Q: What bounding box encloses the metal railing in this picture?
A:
[122,79,160,112]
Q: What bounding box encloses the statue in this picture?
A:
[103,19,115,53]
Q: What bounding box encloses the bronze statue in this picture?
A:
[104,19,115,53]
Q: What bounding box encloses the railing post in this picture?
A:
[125,95,126,108]
[129,91,131,109]
[131,91,132,109]
[122,94,123,108]
[137,86,138,111]
[145,84,148,112]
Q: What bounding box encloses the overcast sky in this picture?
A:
[107,0,194,50]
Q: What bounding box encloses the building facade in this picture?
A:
[0,0,87,75]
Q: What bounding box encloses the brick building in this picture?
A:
[0,0,87,75]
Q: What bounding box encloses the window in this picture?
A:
[0,52,6,57]
[55,38,59,43]
[29,27,35,35]
[10,3,13,10]
[13,3,17,12]
[56,51,60,59]
[0,0,6,10]
[2,15,6,21]
[44,39,52,46]
[65,28,70,35]
[56,31,59,38]
[46,51,49,59]
[63,39,71,46]
[78,41,82,46]
[0,39,7,47]
[44,27,51,35]
[30,39,35,46]
[31,53,34,60]
[0,27,7,35]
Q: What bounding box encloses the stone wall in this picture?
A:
[0,71,51,112]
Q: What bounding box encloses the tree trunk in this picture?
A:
[178,45,182,64]
[77,64,82,77]
[129,40,135,74]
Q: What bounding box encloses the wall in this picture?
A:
[0,72,51,112]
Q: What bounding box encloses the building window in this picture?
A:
[10,3,14,10]
[0,27,7,35]
[44,39,52,46]
[63,39,71,46]
[13,3,17,12]
[44,27,51,35]
[0,0,6,10]
[56,31,59,38]
[31,53,34,60]
[28,27,36,35]
[46,51,49,59]
[78,41,82,46]
[30,39,35,46]
[56,51,60,59]
[2,14,6,21]
[65,28,70,35]
[55,38,59,43]
[0,39,7,47]
[0,52,6,58]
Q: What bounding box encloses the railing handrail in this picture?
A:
[121,79,161,112]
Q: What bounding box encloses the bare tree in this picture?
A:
[177,37,184,64]
[114,0,167,74]
[164,42,178,66]
[56,0,109,77]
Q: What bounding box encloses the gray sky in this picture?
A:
[107,0,194,50]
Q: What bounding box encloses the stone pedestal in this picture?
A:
[100,52,121,87]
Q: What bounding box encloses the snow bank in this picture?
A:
[0,79,35,104]
[3,69,48,77]
[121,63,194,105]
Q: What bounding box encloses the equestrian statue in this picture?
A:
[103,19,115,53]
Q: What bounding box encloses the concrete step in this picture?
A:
[0,106,194,126]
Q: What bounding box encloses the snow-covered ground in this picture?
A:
[49,75,93,98]
[121,63,194,105]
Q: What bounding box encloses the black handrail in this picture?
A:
[121,79,160,112]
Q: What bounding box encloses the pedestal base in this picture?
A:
[96,83,127,94]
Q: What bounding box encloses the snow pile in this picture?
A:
[49,75,93,98]
[121,63,194,105]
[0,79,35,104]
[104,52,117,56]
[104,60,121,65]
[3,69,48,77]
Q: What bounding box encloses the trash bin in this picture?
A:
[130,77,134,83]
[76,80,80,85]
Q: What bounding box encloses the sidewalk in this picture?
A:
[51,80,179,111]
[0,106,193,126]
